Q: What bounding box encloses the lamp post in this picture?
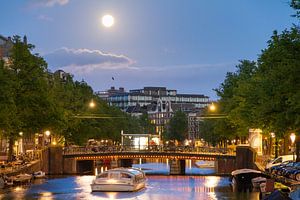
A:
[270,132,275,156]
[45,130,51,146]
[290,133,296,161]
[19,132,23,155]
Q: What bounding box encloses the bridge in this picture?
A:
[63,146,235,160]
[60,146,236,175]
[42,145,256,175]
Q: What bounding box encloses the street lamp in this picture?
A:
[270,132,276,157]
[45,130,51,146]
[209,103,216,112]
[290,133,296,161]
[89,99,96,108]
[18,132,23,155]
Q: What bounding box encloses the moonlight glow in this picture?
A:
[102,15,114,27]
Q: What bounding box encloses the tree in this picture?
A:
[0,36,61,160]
[215,60,258,137]
[291,0,300,18]
[138,113,155,134]
[165,111,188,142]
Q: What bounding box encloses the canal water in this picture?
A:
[0,163,260,200]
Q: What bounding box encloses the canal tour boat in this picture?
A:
[91,167,146,192]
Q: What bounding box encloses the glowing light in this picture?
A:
[89,100,95,108]
[209,103,216,112]
[205,176,220,188]
[102,15,114,27]
[290,133,296,144]
[271,132,275,138]
[45,130,51,137]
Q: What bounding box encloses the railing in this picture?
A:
[63,145,235,156]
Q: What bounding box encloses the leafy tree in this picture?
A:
[165,111,188,142]
[138,113,155,134]
[215,60,258,137]
[291,0,300,18]
[0,36,60,160]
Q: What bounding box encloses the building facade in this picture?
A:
[97,86,209,139]
[100,86,210,112]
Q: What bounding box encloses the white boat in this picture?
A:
[91,167,146,192]
[33,171,46,179]
[12,173,32,184]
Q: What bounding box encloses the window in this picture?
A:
[97,173,108,178]
[109,173,119,179]
[121,173,132,179]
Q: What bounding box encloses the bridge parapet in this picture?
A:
[63,146,235,156]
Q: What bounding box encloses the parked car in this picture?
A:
[283,164,300,179]
[265,155,294,172]
[280,162,300,177]
[269,160,293,174]
[289,166,300,181]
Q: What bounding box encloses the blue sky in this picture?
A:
[1,0,297,99]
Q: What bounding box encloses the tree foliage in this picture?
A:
[165,111,188,142]
[0,36,146,149]
[210,27,300,155]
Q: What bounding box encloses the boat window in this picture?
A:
[97,173,108,178]
[120,173,132,179]
[109,173,119,179]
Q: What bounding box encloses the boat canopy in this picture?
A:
[231,169,261,176]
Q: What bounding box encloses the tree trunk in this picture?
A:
[7,137,14,162]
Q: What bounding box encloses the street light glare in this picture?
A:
[45,130,51,137]
[209,103,216,112]
[89,100,95,108]
[290,133,296,143]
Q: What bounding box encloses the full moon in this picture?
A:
[102,15,114,27]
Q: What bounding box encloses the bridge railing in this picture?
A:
[63,145,235,156]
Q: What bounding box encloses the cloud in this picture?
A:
[71,62,235,100]
[29,0,69,7]
[45,47,136,73]
[37,15,53,21]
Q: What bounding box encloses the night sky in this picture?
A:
[1,0,297,99]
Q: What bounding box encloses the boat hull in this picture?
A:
[91,182,145,192]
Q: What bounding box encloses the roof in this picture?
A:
[0,35,8,42]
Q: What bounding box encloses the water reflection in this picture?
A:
[0,175,260,200]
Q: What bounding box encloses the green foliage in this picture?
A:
[138,113,155,134]
[215,60,258,136]
[165,111,188,142]
[0,36,146,147]
[291,0,300,18]
[214,27,300,141]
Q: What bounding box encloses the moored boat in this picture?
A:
[33,171,46,179]
[12,173,32,185]
[231,169,269,192]
[91,167,146,192]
